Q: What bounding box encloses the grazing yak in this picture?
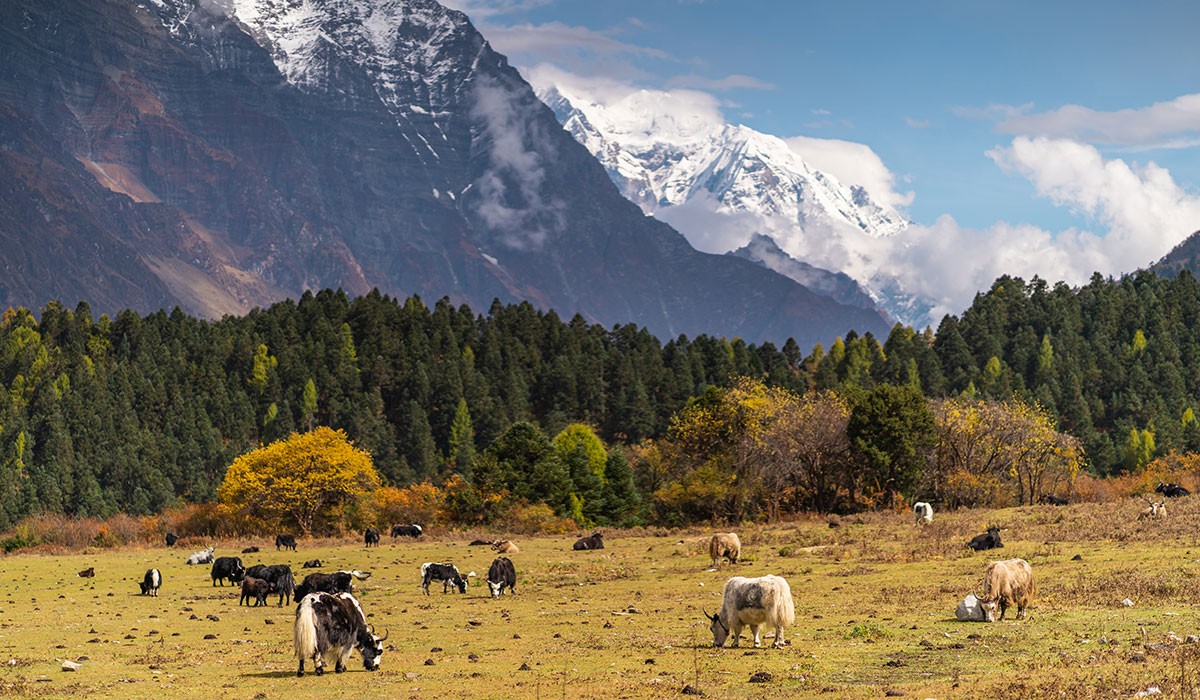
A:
[364,528,380,547]
[242,546,260,553]
[967,527,1003,551]
[391,524,423,538]
[573,532,604,550]
[294,592,386,677]
[709,533,741,568]
[1040,494,1069,506]
[706,574,795,649]
[139,568,161,596]
[245,564,297,606]
[302,559,323,569]
[276,534,298,551]
[240,576,277,607]
[185,545,215,565]
[211,556,246,586]
[294,571,354,601]
[913,502,934,525]
[486,557,517,598]
[165,533,179,547]
[492,540,519,554]
[420,562,468,594]
[77,567,95,578]
[977,558,1035,622]
[1156,480,1190,498]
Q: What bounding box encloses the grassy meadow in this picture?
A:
[5,499,1200,699]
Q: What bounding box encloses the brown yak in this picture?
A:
[977,558,1035,622]
[708,533,741,568]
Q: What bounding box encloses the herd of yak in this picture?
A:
[106,480,1190,676]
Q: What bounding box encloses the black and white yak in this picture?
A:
[420,562,467,594]
[185,545,214,565]
[967,527,1004,551]
[573,532,604,550]
[245,564,297,606]
[211,556,246,586]
[390,524,423,538]
[486,557,516,598]
[293,592,387,677]
[139,568,161,596]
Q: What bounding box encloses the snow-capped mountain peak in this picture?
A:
[536,78,936,326]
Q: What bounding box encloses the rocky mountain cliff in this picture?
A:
[0,0,890,346]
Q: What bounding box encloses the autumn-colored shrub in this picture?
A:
[943,469,1009,509]
[218,427,381,535]
[373,483,445,528]
[500,503,576,535]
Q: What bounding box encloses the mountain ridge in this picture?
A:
[0,0,890,346]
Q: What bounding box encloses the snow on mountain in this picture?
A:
[536,78,936,327]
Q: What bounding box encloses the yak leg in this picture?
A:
[751,624,763,648]
[998,601,1009,621]
[336,646,354,673]
[773,625,786,649]
[729,621,743,647]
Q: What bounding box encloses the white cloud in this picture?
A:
[439,0,556,20]
[665,74,775,91]
[998,93,1200,148]
[786,136,915,209]
[470,76,565,249]
[951,103,1034,121]
[869,137,1200,321]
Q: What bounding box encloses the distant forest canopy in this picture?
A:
[2,268,1200,528]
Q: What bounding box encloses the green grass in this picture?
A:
[7,498,1200,698]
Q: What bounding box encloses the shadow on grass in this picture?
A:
[242,670,296,679]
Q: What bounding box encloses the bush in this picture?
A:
[501,503,576,535]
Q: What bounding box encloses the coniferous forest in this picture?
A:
[2,269,1200,529]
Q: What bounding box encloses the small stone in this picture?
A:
[513,634,521,639]
[681,685,705,696]
[1071,554,1083,561]
[188,615,199,620]
[203,634,217,640]
[518,662,531,671]
[885,691,905,697]
[206,614,220,622]
[645,658,655,665]
[468,653,479,662]
[430,647,442,652]
[748,671,772,683]
[87,638,100,644]
[61,660,81,672]
[603,621,613,629]
[1122,598,1135,607]
[424,658,435,666]
[919,640,934,648]
[264,619,275,625]
[1129,652,1147,663]
[124,634,136,640]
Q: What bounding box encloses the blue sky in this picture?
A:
[443,0,1200,312]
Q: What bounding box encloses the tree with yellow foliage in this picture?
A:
[217,427,381,535]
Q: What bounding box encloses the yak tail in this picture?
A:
[767,576,796,628]
[294,596,318,661]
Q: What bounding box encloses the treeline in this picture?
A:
[2,269,1200,527]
